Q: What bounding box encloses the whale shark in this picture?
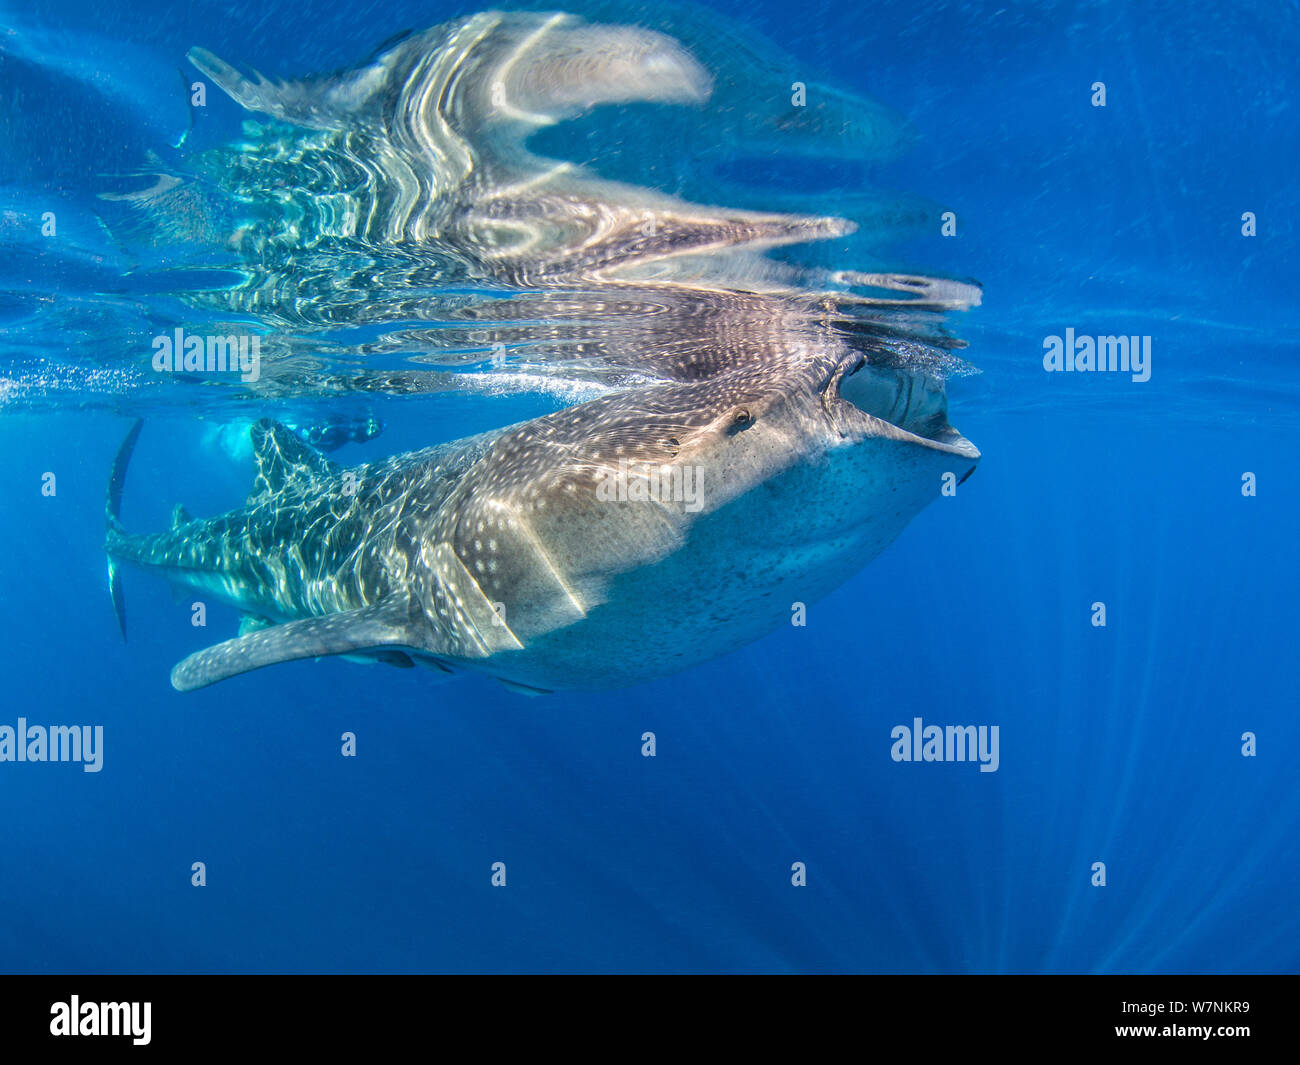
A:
[104,11,981,691]
[107,353,977,693]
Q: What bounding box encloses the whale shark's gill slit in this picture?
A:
[430,541,525,655]
[486,499,588,621]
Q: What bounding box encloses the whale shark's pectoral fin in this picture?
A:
[170,599,419,692]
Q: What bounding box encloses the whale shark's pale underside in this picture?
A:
[105,10,981,693]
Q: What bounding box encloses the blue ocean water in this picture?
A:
[1,0,1297,974]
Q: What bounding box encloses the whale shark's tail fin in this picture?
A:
[106,418,144,639]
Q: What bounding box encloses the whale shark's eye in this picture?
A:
[725,407,754,436]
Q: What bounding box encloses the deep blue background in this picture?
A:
[0,0,1296,972]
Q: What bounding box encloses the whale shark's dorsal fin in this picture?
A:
[248,419,338,501]
[170,597,420,692]
[171,503,192,529]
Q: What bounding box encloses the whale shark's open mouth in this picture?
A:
[837,356,980,461]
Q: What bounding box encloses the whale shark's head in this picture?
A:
[666,350,979,548]
[427,350,977,688]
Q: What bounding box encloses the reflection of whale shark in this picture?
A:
[106,11,982,692]
[182,10,849,293]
